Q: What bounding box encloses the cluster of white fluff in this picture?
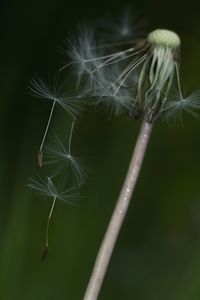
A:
[60,12,199,123]
[29,8,200,202]
[28,8,200,256]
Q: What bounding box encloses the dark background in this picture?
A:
[1,0,200,299]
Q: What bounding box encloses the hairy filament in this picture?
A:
[68,121,75,155]
[90,50,142,74]
[42,195,57,261]
[98,53,147,101]
[114,54,148,96]
[175,62,183,100]
[38,100,56,167]
[60,46,136,72]
[85,47,135,63]
[92,39,137,49]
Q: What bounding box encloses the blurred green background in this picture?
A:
[1,0,200,299]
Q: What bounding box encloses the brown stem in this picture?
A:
[83,118,153,300]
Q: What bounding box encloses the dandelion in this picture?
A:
[28,176,80,260]
[67,24,200,124]
[44,122,89,185]
[65,14,200,300]
[28,7,200,298]
[29,76,84,167]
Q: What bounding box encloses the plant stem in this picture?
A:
[83,118,153,300]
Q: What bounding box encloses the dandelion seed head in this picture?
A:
[60,9,200,123]
[70,23,183,120]
[71,24,184,121]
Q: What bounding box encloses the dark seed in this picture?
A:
[38,150,43,167]
[41,246,48,262]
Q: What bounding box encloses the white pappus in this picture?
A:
[63,15,200,122]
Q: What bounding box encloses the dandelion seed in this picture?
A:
[44,122,89,185]
[28,176,80,259]
[28,176,80,203]
[164,91,200,123]
[97,6,147,42]
[29,76,84,166]
[60,23,97,82]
